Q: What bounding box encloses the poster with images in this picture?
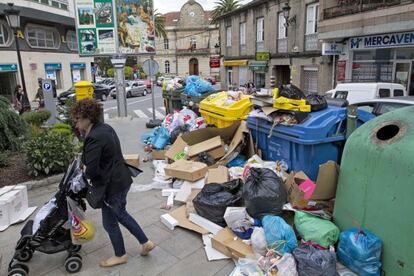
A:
[116,0,156,54]
[94,0,114,28]
[75,0,116,55]
[79,28,98,55]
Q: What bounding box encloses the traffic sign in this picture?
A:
[143,59,159,76]
[42,82,52,92]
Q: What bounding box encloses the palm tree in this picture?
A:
[154,11,167,39]
[211,0,241,23]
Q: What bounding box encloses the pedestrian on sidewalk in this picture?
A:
[71,99,155,268]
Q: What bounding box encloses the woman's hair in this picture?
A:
[15,85,21,92]
[71,99,103,124]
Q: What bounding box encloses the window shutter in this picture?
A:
[278,13,286,39]
[306,5,315,34]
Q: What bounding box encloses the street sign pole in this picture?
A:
[111,56,127,117]
[41,79,57,125]
[143,57,160,128]
[150,55,156,121]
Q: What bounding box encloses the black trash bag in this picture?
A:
[243,168,287,219]
[306,94,328,112]
[170,125,190,144]
[198,152,215,166]
[292,244,337,276]
[193,180,243,226]
[279,84,306,100]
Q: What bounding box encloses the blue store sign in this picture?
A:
[350,31,414,50]
[70,63,86,70]
[44,63,62,71]
[0,64,18,72]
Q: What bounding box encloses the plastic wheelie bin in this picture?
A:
[163,88,184,114]
[334,106,414,276]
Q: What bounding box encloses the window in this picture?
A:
[377,103,408,115]
[26,24,60,49]
[0,21,12,47]
[355,103,375,114]
[227,67,233,88]
[165,61,170,74]
[256,17,264,42]
[164,39,169,50]
[66,31,78,51]
[226,26,232,47]
[239,22,246,46]
[303,67,319,94]
[394,89,404,97]
[190,37,196,49]
[278,13,287,39]
[306,3,319,35]
[334,91,348,100]
[379,89,390,98]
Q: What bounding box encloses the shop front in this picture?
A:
[249,61,268,89]
[223,60,248,89]
[70,63,86,83]
[44,63,62,89]
[0,64,18,100]
[347,31,414,95]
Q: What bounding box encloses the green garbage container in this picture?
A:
[180,90,217,115]
[162,88,183,114]
[334,106,414,276]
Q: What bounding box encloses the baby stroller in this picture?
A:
[8,157,88,276]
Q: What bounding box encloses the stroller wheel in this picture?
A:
[15,249,33,262]
[8,263,29,276]
[71,244,82,253]
[65,255,82,273]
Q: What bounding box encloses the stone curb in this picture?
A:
[18,173,64,190]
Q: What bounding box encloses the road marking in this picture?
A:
[134,109,149,119]
[104,95,162,112]
[147,108,164,119]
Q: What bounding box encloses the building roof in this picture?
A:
[215,0,267,21]
[163,10,213,26]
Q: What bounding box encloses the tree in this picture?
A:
[154,10,167,39]
[212,0,241,23]
[95,57,112,77]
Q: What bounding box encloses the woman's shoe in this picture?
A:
[140,241,155,256]
[99,254,128,267]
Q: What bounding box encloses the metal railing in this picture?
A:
[323,0,402,20]
[176,48,210,55]
[305,33,319,51]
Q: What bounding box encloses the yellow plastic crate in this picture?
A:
[199,92,253,128]
[273,96,311,112]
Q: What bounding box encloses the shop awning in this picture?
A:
[249,61,268,72]
[223,60,248,67]
[0,64,17,72]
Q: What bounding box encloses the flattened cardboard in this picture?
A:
[284,161,339,208]
[165,136,188,161]
[164,159,208,182]
[188,136,224,159]
[211,227,253,259]
[169,205,209,234]
[186,189,201,216]
[152,150,166,160]
[206,166,229,184]
[123,154,140,168]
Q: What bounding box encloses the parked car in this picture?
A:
[325,82,407,104]
[144,79,152,89]
[354,97,414,117]
[58,84,110,104]
[111,81,148,99]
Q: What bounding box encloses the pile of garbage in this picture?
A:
[163,78,185,92]
[184,75,215,97]
[142,120,384,276]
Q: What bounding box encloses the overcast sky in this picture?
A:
[154,0,252,14]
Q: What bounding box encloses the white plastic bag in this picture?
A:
[230,258,264,276]
[67,197,95,245]
[272,253,298,276]
[251,227,267,256]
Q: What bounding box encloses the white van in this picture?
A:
[325,83,407,104]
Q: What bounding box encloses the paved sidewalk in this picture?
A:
[0,117,235,275]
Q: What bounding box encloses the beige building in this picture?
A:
[217,0,332,94]
[319,0,414,95]
[151,0,220,78]
[0,0,93,101]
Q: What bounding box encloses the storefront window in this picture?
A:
[254,73,266,89]
[396,48,414,60]
[352,62,392,82]
[354,49,393,61]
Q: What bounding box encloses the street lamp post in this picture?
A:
[4,3,30,110]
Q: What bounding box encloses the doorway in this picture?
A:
[0,72,17,101]
[394,61,413,95]
[274,65,291,87]
[189,58,199,75]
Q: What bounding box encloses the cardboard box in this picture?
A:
[206,166,229,184]
[164,159,208,182]
[169,205,209,234]
[188,136,225,159]
[284,161,339,208]
[211,227,253,259]
[152,150,166,160]
[165,122,254,166]
[124,154,140,168]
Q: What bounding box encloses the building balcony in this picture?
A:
[323,0,402,20]
[305,33,319,51]
[27,0,69,10]
[176,48,210,56]
[278,38,288,53]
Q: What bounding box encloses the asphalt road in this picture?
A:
[102,86,165,120]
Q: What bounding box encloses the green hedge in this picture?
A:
[0,152,9,168]
[23,131,78,176]
[0,96,27,151]
[22,110,51,127]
